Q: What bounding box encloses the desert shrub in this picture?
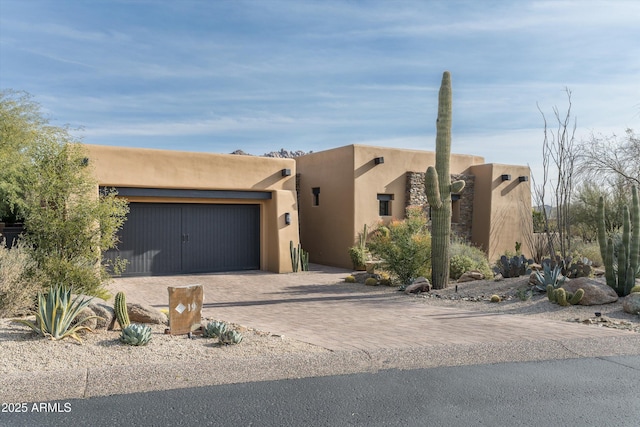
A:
[570,241,603,267]
[367,208,431,287]
[449,255,475,280]
[449,240,493,279]
[0,239,41,317]
[344,275,356,283]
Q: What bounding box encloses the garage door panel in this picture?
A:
[106,203,260,276]
[182,205,260,272]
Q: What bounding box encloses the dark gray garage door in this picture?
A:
[105,203,260,276]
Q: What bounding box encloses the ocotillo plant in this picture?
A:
[425,71,466,289]
[597,185,639,296]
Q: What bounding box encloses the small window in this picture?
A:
[377,194,394,216]
[312,187,320,206]
[452,194,461,223]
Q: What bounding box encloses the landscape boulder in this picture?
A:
[71,296,116,330]
[622,293,640,315]
[127,303,168,325]
[404,277,431,294]
[561,278,618,305]
[457,271,484,282]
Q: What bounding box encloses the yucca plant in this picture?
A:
[119,323,152,346]
[14,285,97,343]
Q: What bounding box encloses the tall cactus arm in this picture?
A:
[619,206,630,291]
[451,180,465,194]
[629,186,639,285]
[425,166,442,209]
[597,196,607,263]
[605,238,616,291]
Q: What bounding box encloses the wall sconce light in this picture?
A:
[518,176,529,182]
[284,212,291,225]
[281,168,291,177]
[374,157,384,165]
[501,174,511,181]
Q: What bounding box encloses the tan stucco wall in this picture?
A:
[84,144,299,273]
[297,144,486,269]
[295,145,355,268]
[469,163,533,263]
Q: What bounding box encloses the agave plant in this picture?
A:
[119,323,152,346]
[219,329,243,345]
[14,285,97,343]
[532,261,566,292]
[203,320,228,338]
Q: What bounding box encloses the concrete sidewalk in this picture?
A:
[108,264,637,353]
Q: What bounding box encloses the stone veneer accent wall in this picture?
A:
[405,172,475,242]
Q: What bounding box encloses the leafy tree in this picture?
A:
[367,207,431,287]
[570,179,627,242]
[0,90,128,298]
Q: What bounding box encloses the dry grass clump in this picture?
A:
[0,239,41,317]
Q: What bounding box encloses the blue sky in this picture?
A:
[1,0,639,183]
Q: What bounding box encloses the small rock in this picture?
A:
[127,303,168,325]
[622,293,640,315]
[404,277,431,294]
[561,278,618,305]
[457,271,484,282]
[89,302,116,330]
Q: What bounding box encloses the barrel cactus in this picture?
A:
[114,291,130,329]
[425,71,465,289]
[119,323,152,346]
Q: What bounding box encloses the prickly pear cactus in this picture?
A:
[425,71,465,289]
[114,291,130,329]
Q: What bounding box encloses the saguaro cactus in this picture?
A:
[425,71,465,289]
[597,185,639,296]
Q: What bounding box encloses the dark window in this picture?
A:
[312,187,320,206]
[377,194,394,216]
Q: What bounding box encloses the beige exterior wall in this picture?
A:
[84,144,299,273]
[295,145,355,267]
[297,144,486,269]
[469,163,533,263]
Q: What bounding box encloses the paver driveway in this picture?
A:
[108,264,634,353]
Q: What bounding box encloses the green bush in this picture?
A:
[449,240,493,279]
[367,208,431,287]
[0,238,41,317]
[344,275,356,283]
[449,255,476,280]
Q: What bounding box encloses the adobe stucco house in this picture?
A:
[86,143,532,276]
[296,144,533,269]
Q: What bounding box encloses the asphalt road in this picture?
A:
[3,356,639,427]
